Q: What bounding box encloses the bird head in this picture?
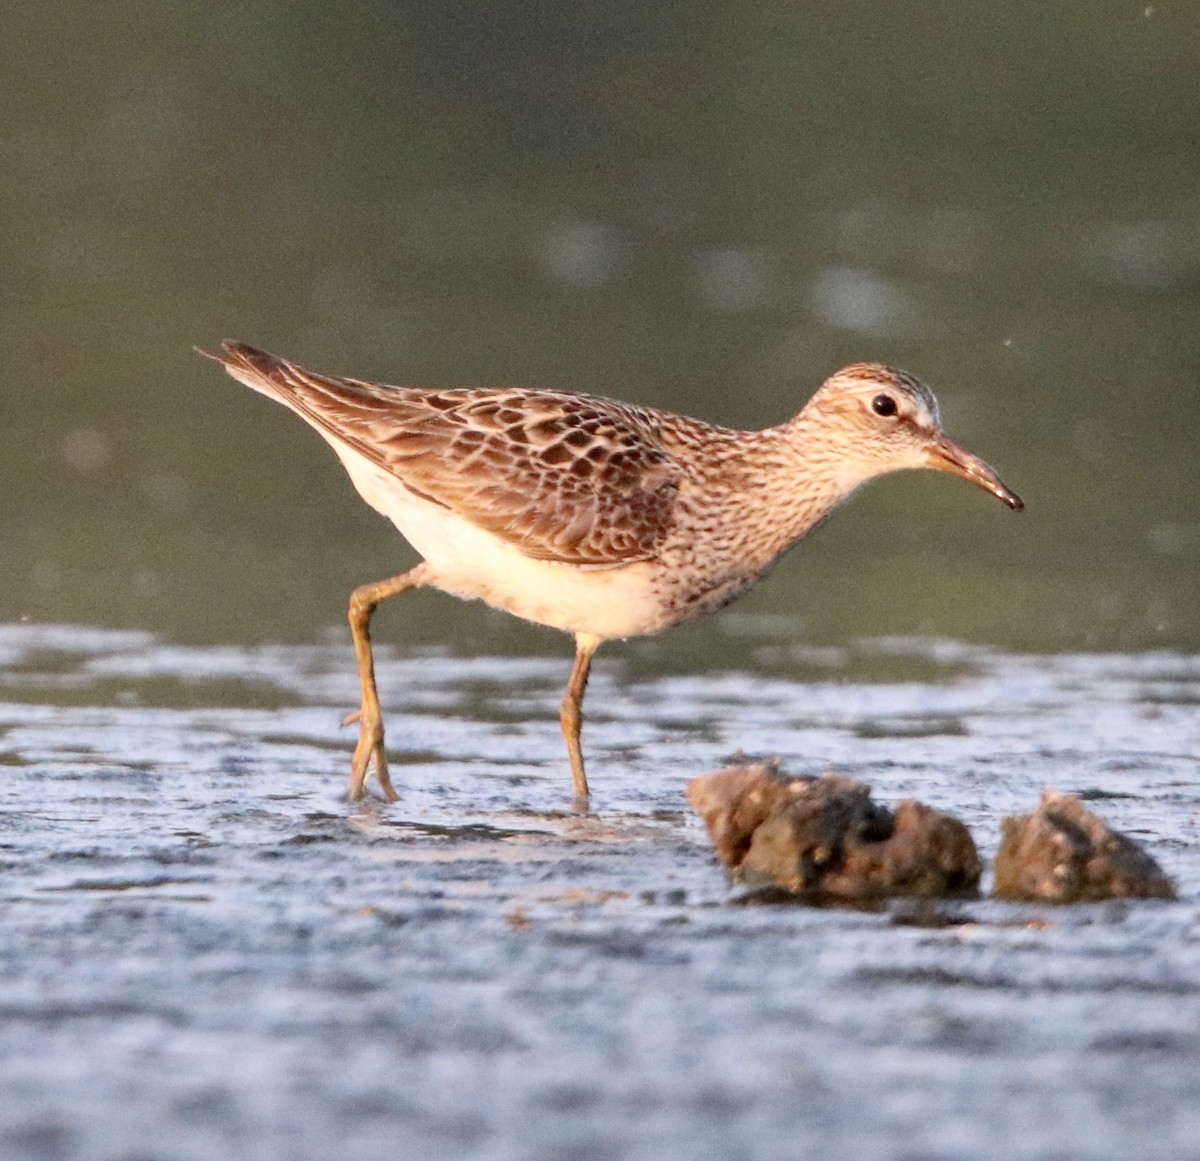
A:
[799,364,1023,510]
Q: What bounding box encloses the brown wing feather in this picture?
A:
[206,342,682,567]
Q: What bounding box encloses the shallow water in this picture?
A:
[1,622,1198,1160]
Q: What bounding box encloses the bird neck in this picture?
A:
[678,418,875,579]
[759,414,878,536]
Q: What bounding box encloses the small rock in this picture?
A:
[993,790,1176,903]
[686,763,980,901]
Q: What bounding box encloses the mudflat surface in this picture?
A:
[1,624,1198,1160]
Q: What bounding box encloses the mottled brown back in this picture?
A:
[214,343,684,568]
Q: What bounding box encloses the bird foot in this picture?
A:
[345,706,398,803]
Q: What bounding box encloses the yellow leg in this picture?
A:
[560,633,601,803]
[345,564,427,801]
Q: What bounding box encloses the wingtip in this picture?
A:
[195,340,279,372]
[220,339,261,359]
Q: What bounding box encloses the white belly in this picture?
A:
[334,445,666,640]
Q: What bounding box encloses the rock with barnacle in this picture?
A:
[992,790,1176,903]
[686,763,981,900]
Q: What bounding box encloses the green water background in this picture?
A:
[4,2,1199,653]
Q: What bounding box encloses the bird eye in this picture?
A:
[871,394,898,417]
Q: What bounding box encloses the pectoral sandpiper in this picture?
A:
[202,343,1022,804]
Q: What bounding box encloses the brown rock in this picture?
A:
[685,762,802,868]
[993,790,1177,903]
[687,764,980,901]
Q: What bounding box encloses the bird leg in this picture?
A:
[344,564,428,801]
[560,633,601,804]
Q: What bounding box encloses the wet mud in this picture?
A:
[1,624,1198,1160]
